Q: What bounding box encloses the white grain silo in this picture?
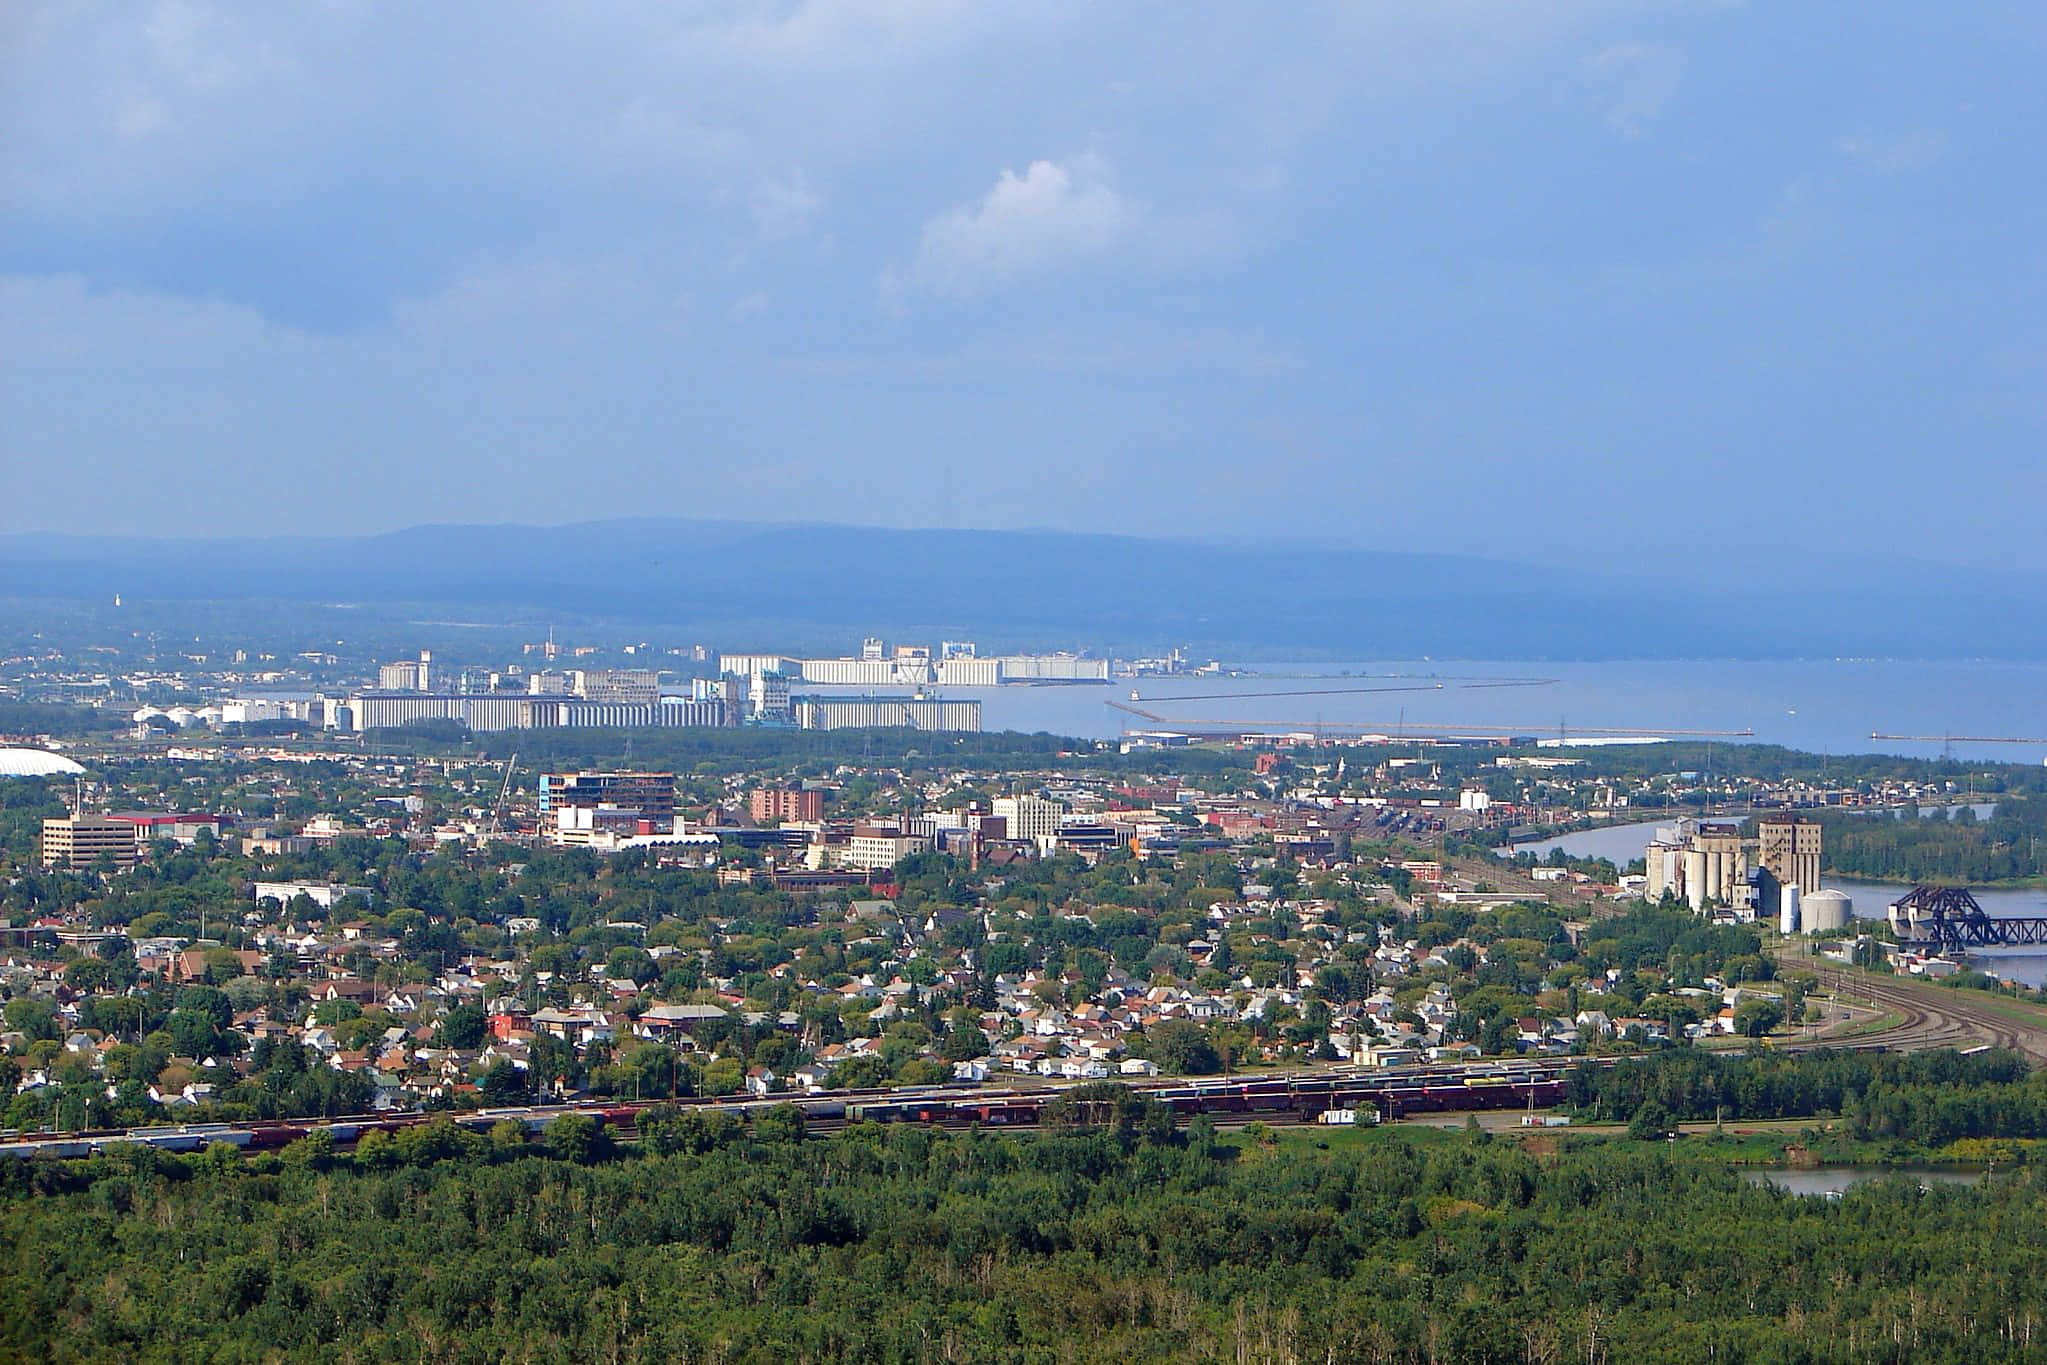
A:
[1683,849,1708,910]
[1802,888,1852,934]
[1779,884,1802,935]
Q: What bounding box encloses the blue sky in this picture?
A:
[3,2,2043,567]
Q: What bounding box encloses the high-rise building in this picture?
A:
[1757,816,1822,896]
[750,786,825,825]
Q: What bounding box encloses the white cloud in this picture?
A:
[909,151,1141,296]
[1585,42,1684,137]
[751,172,824,239]
[1838,130,1948,175]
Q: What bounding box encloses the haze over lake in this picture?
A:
[913,658,2047,765]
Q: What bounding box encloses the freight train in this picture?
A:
[0,1059,1599,1161]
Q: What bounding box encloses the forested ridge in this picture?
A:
[8,1093,2047,1364]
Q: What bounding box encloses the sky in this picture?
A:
[3,2,2044,568]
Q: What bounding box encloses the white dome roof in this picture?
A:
[0,748,87,777]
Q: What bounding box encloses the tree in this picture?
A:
[752,1102,806,1144]
[605,945,657,986]
[1628,1100,1674,1141]
[937,1025,985,1064]
[435,1003,488,1050]
[544,1113,610,1163]
[479,1059,528,1104]
[1733,1000,1784,1039]
[1149,1019,1221,1076]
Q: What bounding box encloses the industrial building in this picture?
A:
[567,669,658,705]
[720,641,1107,688]
[791,695,981,732]
[346,693,723,732]
[377,651,435,692]
[748,670,794,723]
[1757,816,1823,898]
[1643,820,1752,914]
[1645,815,1827,920]
[1799,888,1854,933]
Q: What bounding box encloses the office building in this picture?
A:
[41,816,142,870]
[841,827,931,872]
[993,795,1065,845]
[538,772,676,819]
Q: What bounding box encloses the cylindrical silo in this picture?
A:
[1683,849,1708,910]
[1780,884,1802,935]
[1803,888,1851,934]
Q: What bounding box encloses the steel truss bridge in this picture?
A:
[1890,886,2047,953]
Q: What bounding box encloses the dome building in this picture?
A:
[0,748,86,778]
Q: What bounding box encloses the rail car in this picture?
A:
[0,1059,1615,1160]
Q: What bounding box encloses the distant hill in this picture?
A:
[1,518,2039,659]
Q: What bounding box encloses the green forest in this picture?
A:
[7,1076,2047,1365]
[1814,799,2047,884]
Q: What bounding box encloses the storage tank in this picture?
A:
[1779,884,1802,935]
[1803,888,1852,934]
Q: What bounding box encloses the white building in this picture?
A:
[993,795,1065,844]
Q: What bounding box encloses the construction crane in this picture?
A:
[487,753,518,837]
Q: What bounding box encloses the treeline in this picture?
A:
[0,700,127,737]
[1565,1047,2040,1142]
[1812,799,2047,883]
[1557,743,2047,795]
[7,1090,2047,1361]
[457,724,1256,779]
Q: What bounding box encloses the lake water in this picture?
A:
[1743,1166,1985,1197]
[945,658,2047,765]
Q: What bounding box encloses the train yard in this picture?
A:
[0,1059,1594,1161]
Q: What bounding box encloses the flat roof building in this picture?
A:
[41,816,142,871]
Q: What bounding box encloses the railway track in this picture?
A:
[1784,959,2047,1062]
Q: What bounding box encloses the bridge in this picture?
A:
[1889,886,2047,953]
